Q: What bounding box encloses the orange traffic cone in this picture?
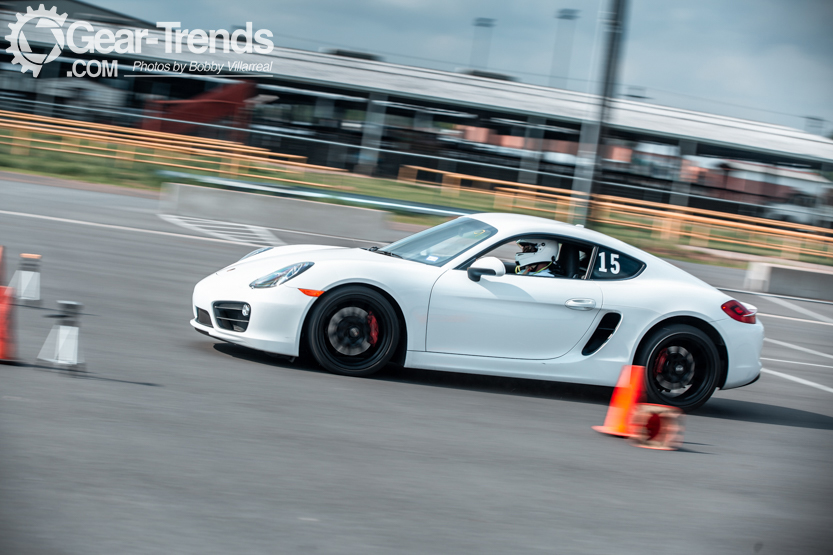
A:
[0,286,18,365]
[628,404,685,451]
[593,365,645,437]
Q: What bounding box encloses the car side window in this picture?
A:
[469,237,592,279]
[590,247,644,280]
[471,239,531,275]
[562,242,593,279]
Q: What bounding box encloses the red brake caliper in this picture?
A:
[654,351,668,377]
[367,311,379,346]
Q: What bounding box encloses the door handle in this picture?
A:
[565,298,596,310]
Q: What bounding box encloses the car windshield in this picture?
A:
[382,217,497,266]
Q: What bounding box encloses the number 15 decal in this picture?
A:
[598,252,620,274]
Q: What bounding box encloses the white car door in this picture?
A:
[426,269,603,359]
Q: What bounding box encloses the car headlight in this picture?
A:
[249,262,314,289]
[239,247,273,262]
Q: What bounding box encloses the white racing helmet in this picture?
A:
[515,238,558,268]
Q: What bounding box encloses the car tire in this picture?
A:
[635,324,720,412]
[307,285,399,377]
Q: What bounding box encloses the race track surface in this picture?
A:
[2,176,832,554]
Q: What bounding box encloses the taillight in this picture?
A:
[721,300,757,324]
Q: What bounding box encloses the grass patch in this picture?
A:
[0,151,165,190]
[388,213,451,228]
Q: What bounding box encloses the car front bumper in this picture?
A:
[190,273,317,357]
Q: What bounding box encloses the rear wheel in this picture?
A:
[635,324,720,412]
[307,286,399,377]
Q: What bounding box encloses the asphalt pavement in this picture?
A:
[1,175,832,554]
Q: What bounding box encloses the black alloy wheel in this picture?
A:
[635,324,720,412]
[307,286,400,377]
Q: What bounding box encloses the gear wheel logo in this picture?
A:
[5,5,68,77]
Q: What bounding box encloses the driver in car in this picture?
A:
[515,238,564,277]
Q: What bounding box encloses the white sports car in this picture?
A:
[191,213,763,410]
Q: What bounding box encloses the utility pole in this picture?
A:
[571,0,629,226]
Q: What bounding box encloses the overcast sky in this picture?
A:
[96,0,833,135]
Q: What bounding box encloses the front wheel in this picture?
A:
[635,324,720,412]
[307,286,399,377]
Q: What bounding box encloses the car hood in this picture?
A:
[212,244,411,284]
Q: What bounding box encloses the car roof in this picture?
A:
[466,212,644,256]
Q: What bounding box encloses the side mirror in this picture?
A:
[467,256,507,282]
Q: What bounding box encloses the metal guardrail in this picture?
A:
[159,171,475,218]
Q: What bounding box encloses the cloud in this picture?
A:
[621,0,833,127]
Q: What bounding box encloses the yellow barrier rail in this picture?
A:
[0,110,298,160]
[398,165,833,263]
[0,111,352,188]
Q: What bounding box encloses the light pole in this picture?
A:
[549,9,580,89]
[470,17,496,70]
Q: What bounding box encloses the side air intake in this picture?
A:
[582,313,622,356]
